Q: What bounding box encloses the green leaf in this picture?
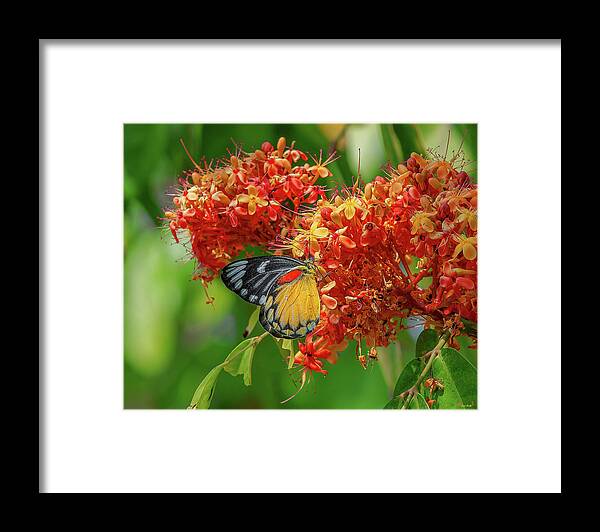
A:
[433,348,477,409]
[392,124,426,160]
[223,338,256,362]
[416,328,439,358]
[392,359,422,397]
[272,337,297,370]
[188,366,223,409]
[272,337,287,360]
[385,391,429,410]
[384,397,401,409]
[223,342,257,386]
[189,336,266,408]
[408,393,430,409]
[243,307,261,338]
[282,339,295,369]
[223,335,267,386]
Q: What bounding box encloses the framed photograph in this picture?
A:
[40,39,561,493]
[124,123,478,410]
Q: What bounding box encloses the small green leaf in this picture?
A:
[189,335,266,408]
[408,393,430,410]
[282,339,295,369]
[189,366,223,409]
[385,391,429,410]
[223,343,257,386]
[384,397,401,409]
[272,337,287,359]
[243,307,260,338]
[416,328,438,358]
[273,337,296,369]
[223,338,255,363]
[433,348,477,409]
[223,335,267,386]
[392,359,422,397]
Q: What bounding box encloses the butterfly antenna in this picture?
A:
[316,265,334,284]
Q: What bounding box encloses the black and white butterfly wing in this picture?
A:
[220,256,304,305]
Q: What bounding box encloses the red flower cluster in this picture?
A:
[165,138,477,377]
[164,137,333,283]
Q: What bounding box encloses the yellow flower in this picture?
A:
[237,185,268,215]
[410,211,437,235]
[456,207,477,231]
[335,196,364,220]
[308,163,331,178]
[294,218,330,255]
[453,234,477,260]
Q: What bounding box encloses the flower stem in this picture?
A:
[401,333,448,409]
[399,254,415,283]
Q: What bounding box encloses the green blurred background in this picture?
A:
[124,123,477,409]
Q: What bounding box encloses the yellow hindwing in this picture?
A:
[263,271,320,339]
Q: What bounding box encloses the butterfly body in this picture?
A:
[221,256,321,339]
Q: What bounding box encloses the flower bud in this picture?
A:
[212,191,230,204]
[339,235,356,249]
[277,158,292,172]
[409,186,421,200]
[456,277,475,290]
[321,280,336,294]
[429,177,443,190]
[277,137,286,156]
[322,294,338,310]
[330,210,342,226]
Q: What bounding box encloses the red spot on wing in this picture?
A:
[278,269,303,284]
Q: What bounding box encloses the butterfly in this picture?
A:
[221,256,321,339]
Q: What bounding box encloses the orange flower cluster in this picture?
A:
[164,137,333,282]
[165,138,477,377]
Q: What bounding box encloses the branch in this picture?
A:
[400,332,448,409]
